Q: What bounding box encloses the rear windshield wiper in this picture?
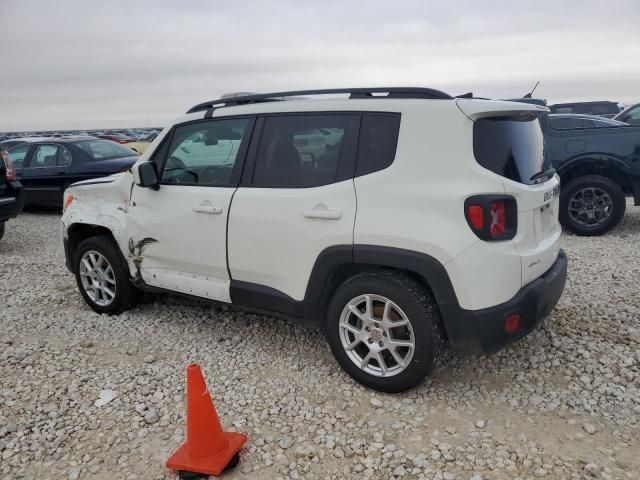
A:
[530,167,556,183]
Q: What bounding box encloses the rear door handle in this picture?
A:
[192,205,223,214]
[303,208,342,220]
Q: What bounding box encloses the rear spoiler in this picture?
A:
[456,99,549,121]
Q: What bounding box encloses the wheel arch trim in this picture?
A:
[64,222,120,272]
[229,244,461,333]
[556,154,633,178]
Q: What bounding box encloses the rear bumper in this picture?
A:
[0,181,24,222]
[441,249,567,354]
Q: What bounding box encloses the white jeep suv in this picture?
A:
[61,88,567,392]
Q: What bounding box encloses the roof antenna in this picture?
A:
[523,81,540,98]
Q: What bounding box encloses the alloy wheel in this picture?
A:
[568,187,613,227]
[79,250,117,306]
[339,294,415,377]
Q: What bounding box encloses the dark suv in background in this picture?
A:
[549,101,622,118]
[539,112,640,235]
[0,149,23,240]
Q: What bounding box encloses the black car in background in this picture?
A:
[549,101,622,118]
[5,137,138,208]
[0,149,23,240]
[548,114,628,130]
[538,113,640,235]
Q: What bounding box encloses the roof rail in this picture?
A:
[186,87,453,114]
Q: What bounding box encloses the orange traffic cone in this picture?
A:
[166,364,247,477]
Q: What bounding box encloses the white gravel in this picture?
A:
[1,203,639,479]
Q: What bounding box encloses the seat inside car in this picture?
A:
[260,131,302,186]
[44,155,57,166]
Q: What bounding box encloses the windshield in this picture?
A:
[473,113,548,185]
[75,140,136,160]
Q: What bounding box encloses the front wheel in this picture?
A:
[0,221,5,240]
[325,270,445,392]
[73,235,139,314]
[559,175,626,236]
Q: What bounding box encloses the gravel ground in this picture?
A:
[1,203,639,480]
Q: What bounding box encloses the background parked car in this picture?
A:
[0,136,54,150]
[540,113,640,235]
[549,101,622,118]
[548,113,628,130]
[5,137,138,208]
[97,132,133,144]
[0,148,23,240]
[124,132,158,154]
[614,102,640,125]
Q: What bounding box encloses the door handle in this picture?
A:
[192,205,223,214]
[303,208,342,220]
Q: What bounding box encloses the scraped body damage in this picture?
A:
[62,172,146,279]
[62,171,229,301]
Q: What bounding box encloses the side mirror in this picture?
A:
[133,162,159,189]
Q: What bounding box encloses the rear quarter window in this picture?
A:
[473,113,547,185]
[356,113,401,177]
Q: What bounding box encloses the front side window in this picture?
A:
[628,106,640,120]
[161,118,251,186]
[252,114,357,187]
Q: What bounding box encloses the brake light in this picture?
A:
[464,195,517,241]
[1,151,17,182]
[466,205,484,230]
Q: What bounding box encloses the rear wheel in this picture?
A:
[0,221,5,240]
[73,235,139,314]
[560,175,626,236]
[325,270,444,392]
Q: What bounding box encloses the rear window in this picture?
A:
[75,140,135,160]
[473,113,546,185]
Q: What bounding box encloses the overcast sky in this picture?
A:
[0,0,638,131]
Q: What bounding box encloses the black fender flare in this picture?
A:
[230,245,462,334]
[556,153,633,178]
[556,154,640,203]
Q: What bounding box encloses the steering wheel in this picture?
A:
[199,164,231,183]
[166,156,185,169]
[164,156,198,183]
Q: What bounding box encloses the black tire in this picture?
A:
[559,175,626,236]
[0,221,5,240]
[73,235,139,314]
[325,270,445,393]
